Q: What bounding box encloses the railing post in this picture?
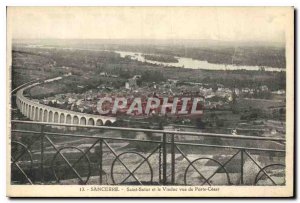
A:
[162,133,167,185]
[240,149,244,185]
[171,134,175,184]
[158,145,162,184]
[40,125,45,184]
[99,139,103,185]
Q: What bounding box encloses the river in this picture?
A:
[115,51,285,72]
[23,45,285,72]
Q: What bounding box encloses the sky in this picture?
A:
[7,7,292,43]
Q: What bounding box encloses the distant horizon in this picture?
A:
[8,7,289,44]
[12,38,285,47]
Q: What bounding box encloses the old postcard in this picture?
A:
[6,7,294,197]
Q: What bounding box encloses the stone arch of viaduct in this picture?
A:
[15,83,116,126]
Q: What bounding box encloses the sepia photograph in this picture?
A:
[6,6,294,197]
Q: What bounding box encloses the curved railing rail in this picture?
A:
[11,120,285,186]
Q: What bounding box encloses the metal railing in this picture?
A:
[10,120,286,186]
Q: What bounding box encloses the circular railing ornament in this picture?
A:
[111,152,153,185]
[11,141,34,183]
[184,157,231,185]
[254,164,285,185]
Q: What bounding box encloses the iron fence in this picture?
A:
[10,120,286,186]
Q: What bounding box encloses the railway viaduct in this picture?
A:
[15,82,116,126]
